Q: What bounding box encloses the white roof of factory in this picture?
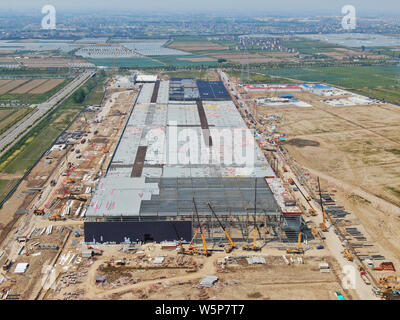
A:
[136,74,157,82]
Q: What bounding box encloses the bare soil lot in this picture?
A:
[260,92,400,276]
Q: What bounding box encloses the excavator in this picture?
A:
[207,202,236,253]
[286,232,304,254]
[193,198,211,256]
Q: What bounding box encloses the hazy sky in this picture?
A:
[2,0,399,16]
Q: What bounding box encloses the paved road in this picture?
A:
[0,70,95,157]
[220,69,380,300]
[284,166,379,300]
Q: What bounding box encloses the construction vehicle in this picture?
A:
[243,227,261,251]
[193,198,210,256]
[344,249,354,261]
[48,205,66,221]
[317,177,328,232]
[2,259,11,271]
[334,291,346,300]
[374,262,396,271]
[308,207,317,216]
[66,178,76,184]
[33,209,45,216]
[286,232,304,254]
[358,266,370,285]
[207,202,236,253]
[171,222,197,256]
[379,276,398,291]
[291,179,311,201]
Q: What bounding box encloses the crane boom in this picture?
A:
[193,198,210,256]
[296,231,302,250]
[207,202,236,250]
[317,177,327,231]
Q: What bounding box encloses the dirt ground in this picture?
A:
[0,79,138,300]
[257,89,400,274]
[43,237,351,301]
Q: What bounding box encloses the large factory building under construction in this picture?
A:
[84,78,302,244]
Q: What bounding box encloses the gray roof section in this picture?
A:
[87,80,281,218]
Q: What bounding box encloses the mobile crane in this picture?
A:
[344,249,354,261]
[171,222,198,256]
[193,198,211,256]
[286,232,304,254]
[48,204,66,221]
[243,179,261,252]
[243,227,261,251]
[207,202,236,253]
[289,177,311,201]
[317,177,328,232]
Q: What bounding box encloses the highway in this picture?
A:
[0,70,95,158]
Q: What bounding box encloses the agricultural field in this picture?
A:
[87,57,163,68]
[9,79,48,94]
[226,70,291,84]
[0,107,32,134]
[153,55,218,67]
[281,38,343,55]
[262,65,400,105]
[265,65,400,88]
[168,41,228,52]
[0,79,29,94]
[19,56,89,68]
[204,52,297,64]
[160,69,219,80]
[0,73,106,205]
[0,78,71,105]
